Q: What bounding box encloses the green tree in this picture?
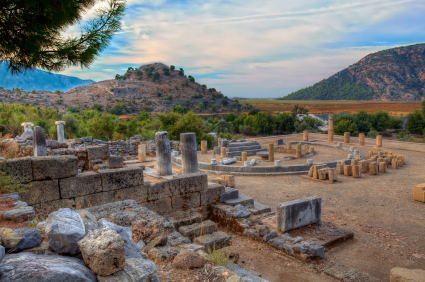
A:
[63,115,79,138]
[188,75,195,82]
[252,111,275,134]
[405,110,425,134]
[170,65,175,71]
[152,72,160,82]
[92,103,104,112]
[215,120,233,133]
[109,103,126,115]
[1,0,125,74]
[179,68,184,76]
[137,111,150,122]
[162,67,170,75]
[290,104,309,120]
[334,119,358,135]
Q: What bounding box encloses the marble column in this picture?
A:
[55,121,66,143]
[180,133,198,174]
[138,144,147,161]
[155,131,172,176]
[20,122,34,139]
[33,126,47,156]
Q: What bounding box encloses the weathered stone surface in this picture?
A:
[114,185,149,204]
[215,246,240,263]
[45,208,86,254]
[33,198,76,217]
[167,231,191,247]
[180,133,199,174]
[60,172,102,199]
[413,183,425,203]
[140,197,172,216]
[0,245,4,263]
[148,246,179,262]
[24,241,58,255]
[168,212,202,229]
[99,166,144,191]
[0,228,23,248]
[132,218,174,245]
[87,144,110,160]
[98,219,143,259]
[143,235,167,253]
[108,155,124,168]
[21,179,59,205]
[277,197,321,232]
[1,157,32,183]
[148,181,172,201]
[33,126,47,157]
[172,249,206,269]
[0,253,96,281]
[390,267,425,282]
[263,231,278,242]
[229,204,251,218]
[32,155,78,180]
[82,199,140,220]
[178,220,217,239]
[201,184,225,206]
[175,173,208,194]
[0,192,20,201]
[172,192,201,212]
[3,206,35,222]
[194,231,232,251]
[255,225,270,236]
[78,210,100,234]
[75,191,115,209]
[97,257,159,282]
[78,228,126,276]
[14,228,42,250]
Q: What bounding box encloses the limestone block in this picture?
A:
[31,156,78,181]
[336,162,345,175]
[99,166,144,191]
[87,144,109,161]
[317,168,328,180]
[397,160,402,168]
[303,131,308,141]
[369,162,378,175]
[390,267,425,282]
[107,155,124,168]
[3,206,35,222]
[296,143,302,158]
[221,147,226,158]
[351,159,358,166]
[178,220,217,239]
[287,142,292,150]
[413,184,425,203]
[313,165,326,179]
[59,172,102,199]
[344,165,352,176]
[309,147,314,153]
[225,175,235,188]
[21,179,60,205]
[344,132,350,143]
[75,191,115,209]
[368,151,373,158]
[32,198,76,217]
[308,166,314,177]
[241,151,247,162]
[148,181,172,201]
[200,184,225,206]
[379,162,387,173]
[113,185,149,204]
[2,157,32,183]
[352,165,361,178]
[376,135,382,147]
[176,173,208,194]
[373,147,379,152]
[359,160,368,173]
[138,144,146,161]
[397,155,404,166]
[201,140,208,154]
[359,133,365,145]
[141,197,172,216]
[172,192,201,212]
[328,168,336,184]
[194,231,232,251]
[277,197,321,232]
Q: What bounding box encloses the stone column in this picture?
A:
[180,133,198,174]
[268,143,274,162]
[328,115,334,142]
[201,140,208,154]
[221,147,226,158]
[55,121,66,143]
[33,126,47,156]
[138,144,146,161]
[296,143,302,158]
[359,133,365,146]
[155,131,172,176]
[241,152,247,162]
[376,135,382,147]
[287,142,292,151]
[344,132,350,143]
[21,122,34,139]
[303,131,308,141]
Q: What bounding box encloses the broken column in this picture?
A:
[378,162,386,173]
[155,131,172,176]
[296,143,302,158]
[287,142,292,151]
[180,132,198,174]
[413,184,425,203]
[359,160,368,173]
[201,140,208,154]
[309,146,315,153]
[344,132,350,143]
[344,165,352,176]
[328,115,334,142]
[303,131,308,141]
[20,122,34,139]
[391,159,398,169]
[241,151,247,162]
[277,197,321,232]
[369,162,378,175]
[138,144,146,161]
[352,165,361,178]
[221,147,226,158]
[225,175,235,188]
[336,161,345,175]
[376,135,382,147]
[359,133,365,146]
[33,126,47,156]
[269,143,274,162]
[55,121,66,143]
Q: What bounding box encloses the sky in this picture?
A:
[60,0,425,98]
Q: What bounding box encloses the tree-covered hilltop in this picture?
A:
[281,43,425,101]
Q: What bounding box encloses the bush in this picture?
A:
[109,103,126,115]
[398,131,413,141]
[334,119,358,135]
[178,68,184,76]
[162,67,170,75]
[405,110,425,134]
[54,90,62,94]
[367,129,379,139]
[188,75,195,82]
[170,65,175,71]
[152,72,160,82]
[92,104,104,112]
[56,99,63,104]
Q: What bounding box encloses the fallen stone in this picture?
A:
[228,204,251,218]
[178,243,205,252]
[78,228,126,276]
[167,231,191,247]
[172,249,206,269]
[255,225,270,236]
[263,231,278,242]
[0,228,23,248]
[3,206,35,222]
[45,208,86,254]
[0,253,96,281]
[143,235,167,253]
[194,231,232,251]
[215,246,240,263]
[0,192,20,201]
[98,257,159,282]
[14,228,42,251]
[178,220,217,239]
[148,246,179,262]
[78,210,100,234]
[168,211,202,229]
[132,217,174,244]
[390,267,425,282]
[277,197,321,232]
[24,241,58,255]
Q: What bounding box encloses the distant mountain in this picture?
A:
[282,43,425,101]
[0,62,94,92]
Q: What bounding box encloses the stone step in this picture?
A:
[226,145,262,152]
[226,148,266,157]
[220,187,239,202]
[194,231,232,251]
[178,220,217,239]
[248,202,272,215]
[225,194,254,207]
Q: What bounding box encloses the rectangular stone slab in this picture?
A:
[99,166,144,191]
[21,179,60,205]
[31,156,78,181]
[194,231,232,251]
[178,220,217,239]
[59,172,102,199]
[277,197,321,232]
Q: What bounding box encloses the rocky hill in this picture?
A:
[0,61,94,92]
[0,63,248,114]
[282,43,425,101]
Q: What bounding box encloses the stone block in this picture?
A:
[352,165,361,178]
[59,172,102,199]
[99,166,144,191]
[175,173,208,194]
[390,267,425,282]
[140,197,172,216]
[21,179,60,205]
[225,175,235,188]
[114,185,149,204]
[413,184,425,203]
[74,190,116,209]
[32,199,76,217]
[87,144,109,160]
[82,136,92,143]
[148,181,172,201]
[359,160,368,173]
[3,206,35,222]
[178,220,217,239]
[277,197,321,232]
[2,157,32,183]
[194,231,232,251]
[344,165,352,176]
[201,184,225,206]
[370,162,378,175]
[31,156,78,180]
[172,192,201,212]
[107,155,124,168]
[336,162,344,175]
[379,162,387,173]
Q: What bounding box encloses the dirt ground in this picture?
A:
[227,133,425,281]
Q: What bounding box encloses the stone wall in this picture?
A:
[3,156,216,218]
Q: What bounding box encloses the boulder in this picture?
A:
[97,257,159,282]
[143,235,167,253]
[0,228,23,248]
[228,204,251,218]
[255,225,270,237]
[0,253,96,281]
[24,241,58,255]
[194,231,232,251]
[14,228,42,251]
[172,249,206,269]
[263,231,278,242]
[45,208,86,254]
[78,228,126,276]
[148,246,179,262]
[132,218,174,244]
[78,210,100,234]
[36,220,46,237]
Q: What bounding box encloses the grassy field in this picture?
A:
[242,99,422,115]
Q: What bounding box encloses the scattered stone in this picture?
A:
[97,257,159,282]
[0,253,96,281]
[215,246,240,263]
[143,235,167,253]
[172,249,206,269]
[0,245,4,263]
[0,228,23,248]
[178,220,217,239]
[3,206,35,222]
[227,204,251,218]
[194,231,232,251]
[78,210,100,234]
[167,231,191,247]
[131,216,174,244]
[14,228,42,251]
[178,243,205,253]
[277,197,321,232]
[78,228,126,276]
[263,231,278,242]
[148,246,179,262]
[24,241,58,255]
[255,225,270,236]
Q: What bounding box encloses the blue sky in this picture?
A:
[61,0,425,98]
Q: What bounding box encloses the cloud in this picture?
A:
[60,0,425,97]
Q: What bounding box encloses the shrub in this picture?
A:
[152,72,160,82]
[92,104,104,112]
[178,68,184,76]
[367,129,379,139]
[188,75,195,82]
[170,65,175,71]
[405,110,425,134]
[398,131,414,141]
[54,90,62,94]
[56,99,63,104]
[162,67,170,75]
[334,119,358,135]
